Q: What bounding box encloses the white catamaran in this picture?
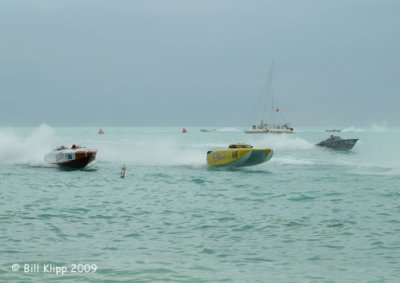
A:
[245,63,294,134]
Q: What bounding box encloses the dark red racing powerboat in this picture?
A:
[44,144,97,169]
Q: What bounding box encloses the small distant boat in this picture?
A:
[245,121,293,134]
[200,128,216,132]
[326,129,341,133]
[44,144,97,169]
[182,128,188,133]
[207,143,273,168]
[316,135,358,150]
[98,128,105,134]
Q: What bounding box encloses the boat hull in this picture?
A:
[45,148,97,169]
[244,129,269,134]
[58,153,97,169]
[268,128,294,134]
[200,129,216,132]
[207,148,273,168]
[316,139,358,150]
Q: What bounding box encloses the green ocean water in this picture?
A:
[1,125,400,282]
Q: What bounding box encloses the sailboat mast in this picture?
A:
[262,63,274,123]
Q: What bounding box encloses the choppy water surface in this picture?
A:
[1,125,400,282]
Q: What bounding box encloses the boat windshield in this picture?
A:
[229,144,253,149]
[55,145,67,151]
[328,135,342,141]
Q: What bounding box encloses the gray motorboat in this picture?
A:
[316,135,358,150]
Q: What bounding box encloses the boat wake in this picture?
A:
[342,122,391,133]
[258,135,315,150]
[97,139,206,167]
[272,157,315,166]
[217,127,241,132]
[0,124,60,165]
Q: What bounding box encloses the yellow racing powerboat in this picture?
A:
[207,143,273,168]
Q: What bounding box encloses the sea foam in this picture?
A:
[0,124,60,165]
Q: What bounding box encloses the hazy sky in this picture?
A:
[1,0,399,127]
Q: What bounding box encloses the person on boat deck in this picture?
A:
[71,144,76,149]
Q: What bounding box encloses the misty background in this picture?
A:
[1,0,399,127]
